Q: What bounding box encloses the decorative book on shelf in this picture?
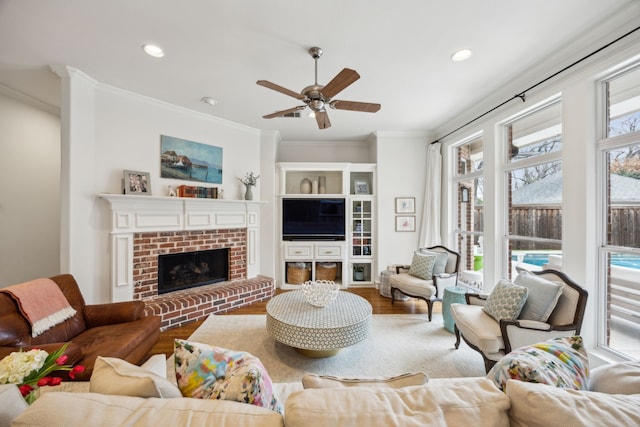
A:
[177,185,219,199]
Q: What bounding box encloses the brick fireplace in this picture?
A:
[98,194,273,330]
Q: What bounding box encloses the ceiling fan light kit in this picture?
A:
[257,46,381,129]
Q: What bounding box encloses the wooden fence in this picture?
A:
[474,206,640,248]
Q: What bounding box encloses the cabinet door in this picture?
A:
[351,199,373,257]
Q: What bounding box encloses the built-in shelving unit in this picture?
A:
[277,163,376,288]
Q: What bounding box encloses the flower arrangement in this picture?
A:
[238,172,260,186]
[0,343,85,404]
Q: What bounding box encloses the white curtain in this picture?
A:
[419,142,442,247]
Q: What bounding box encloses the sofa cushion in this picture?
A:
[285,377,510,427]
[482,279,528,321]
[11,392,285,427]
[174,339,282,414]
[507,380,640,427]
[514,270,563,322]
[589,361,640,394]
[487,336,589,392]
[409,251,436,280]
[301,372,428,389]
[89,356,182,398]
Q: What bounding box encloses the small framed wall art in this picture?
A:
[124,170,151,195]
[395,197,415,214]
[395,215,416,232]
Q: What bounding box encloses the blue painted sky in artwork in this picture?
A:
[160,135,222,168]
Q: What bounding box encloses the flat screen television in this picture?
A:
[282,198,346,241]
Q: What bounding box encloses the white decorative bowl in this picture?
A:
[301,280,340,307]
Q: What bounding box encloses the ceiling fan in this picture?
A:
[257,47,381,130]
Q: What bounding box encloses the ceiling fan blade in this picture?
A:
[257,80,305,100]
[315,110,331,129]
[330,100,381,113]
[321,68,360,99]
[262,105,306,119]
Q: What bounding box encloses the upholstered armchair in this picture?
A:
[450,269,588,372]
[389,245,461,321]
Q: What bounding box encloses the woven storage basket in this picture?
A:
[287,263,310,284]
[316,262,337,281]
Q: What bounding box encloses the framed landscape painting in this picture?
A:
[160,135,223,184]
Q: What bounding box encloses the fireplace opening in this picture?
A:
[157,248,229,294]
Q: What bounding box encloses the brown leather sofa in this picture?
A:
[0,274,161,380]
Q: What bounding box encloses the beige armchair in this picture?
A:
[390,246,461,321]
[450,269,588,372]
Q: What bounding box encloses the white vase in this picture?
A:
[312,180,319,194]
[318,176,327,194]
[300,178,312,194]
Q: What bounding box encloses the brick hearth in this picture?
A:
[131,229,273,330]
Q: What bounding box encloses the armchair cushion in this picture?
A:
[419,249,449,275]
[389,273,435,298]
[482,280,528,321]
[450,303,503,354]
[487,336,589,392]
[514,270,563,322]
[408,252,436,280]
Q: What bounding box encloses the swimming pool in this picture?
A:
[512,253,640,269]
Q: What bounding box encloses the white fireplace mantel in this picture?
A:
[98,194,265,302]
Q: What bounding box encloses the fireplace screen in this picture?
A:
[157,248,229,294]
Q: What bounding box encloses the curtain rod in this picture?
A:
[430,24,640,145]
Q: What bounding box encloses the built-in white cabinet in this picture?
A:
[277,163,376,288]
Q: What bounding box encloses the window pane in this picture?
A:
[507,240,562,279]
[605,250,640,359]
[456,138,483,175]
[508,102,562,162]
[607,66,640,138]
[509,162,562,238]
[456,233,484,290]
[607,143,640,248]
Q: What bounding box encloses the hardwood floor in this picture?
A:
[148,288,437,358]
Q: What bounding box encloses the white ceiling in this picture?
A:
[0,0,638,142]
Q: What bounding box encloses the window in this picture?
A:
[599,64,640,359]
[453,134,484,290]
[504,99,563,279]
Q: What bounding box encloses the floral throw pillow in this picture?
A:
[482,279,528,321]
[174,339,283,414]
[408,252,437,280]
[487,335,589,392]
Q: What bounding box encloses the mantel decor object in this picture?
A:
[301,280,340,307]
[238,172,260,201]
[123,170,151,195]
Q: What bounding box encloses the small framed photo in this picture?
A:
[123,170,151,195]
[354,180,369,195]
[461,186,470,203]
[395,197,415,214]
[395,215,416,232]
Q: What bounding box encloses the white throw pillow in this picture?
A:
[420,249,450,275]
[507,380,640,427]
[89,356,182,398]
[514,270,563,322]
[589,361,640,394]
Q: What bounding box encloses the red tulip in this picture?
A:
[37,377,52,386]
[18,384,33,397]
[68,365,85,379]
[55,354,69,365]
[49,377,63,386]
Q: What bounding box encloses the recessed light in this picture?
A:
[201,97,218,106]
[142,44,164,58]
[451,49,472,62]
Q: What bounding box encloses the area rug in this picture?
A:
[170,313,485,383]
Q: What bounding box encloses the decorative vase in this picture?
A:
[244,185,253,200]
[318,176,326,194]
[300,178,312,194]
[312,180,319,194]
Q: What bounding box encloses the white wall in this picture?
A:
[53,67,269,303]
[0,89,60,286]
[375,131,430,274]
